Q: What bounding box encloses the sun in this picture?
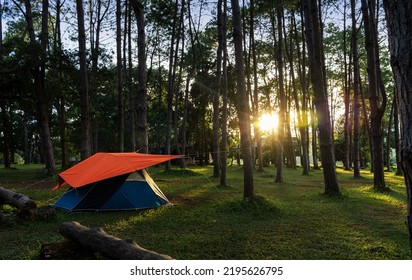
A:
[259,112,279,132]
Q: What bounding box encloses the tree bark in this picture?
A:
[220,0,229,186]
[386,100,394,171]
[250,0,263,173]
[125,1,136,152]
[213,0,223,178]
[231,0,254,198]
[294,9,310,175]
[173,17,184,159]
[76,0,91,160]
[343,1,352,171]
[361,0,387,191]
[285,105,296,168]
[59,221,173,260]
[181,0,197,168]
[165,0,180,170]
[0,4,7,168]
[303,0,340,196]
[22,0,56,173]
[54,0,67,169]
[351,0,361,178]
[116,0,124,152]
[393,90,402,176]
[383,0,412,253]
[24,123,29,164]
[359,73,373,170]
[171,0,185,159]
[1,104,11,168]
[275,5,286,183]
[131,0,148,154]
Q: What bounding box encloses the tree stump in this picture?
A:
[58,221,173,260]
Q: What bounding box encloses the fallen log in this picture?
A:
[59,221,173,260]
[0,187,37,215]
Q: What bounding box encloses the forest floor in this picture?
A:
[0,163,410,260]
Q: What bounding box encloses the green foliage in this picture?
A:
[145,0,176,32]
[0,164,410,259]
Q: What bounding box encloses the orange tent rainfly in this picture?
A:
[52,152,182,212]
[53,152,181,189]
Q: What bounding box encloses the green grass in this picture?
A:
[0,164,410,260]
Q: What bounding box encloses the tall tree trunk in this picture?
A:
[24,123,29,164]
[311,100,319,169]
[386,100,394,171]
[76,0,91,160]
[285,102,296,168]
[275,5,286,183]
[303,0,340,197]
[301,7,319,171]
[1,104,11,168]
[181,0,197,168]
[286,11,301,170]
[383,0,412,252]
[173,45,183,157]
[165,0,180,170]
[294,9,310,175]
[231,0,254,198]
[58,97,66,168]
[359,73,373,170]
[351,0,361,178]
[343,0,351,171]
[242,2,254,169]
[361,0,387,191]
[54,0,67,169]
[220,0,229,186]
[181,72,190,166]
[250,0,263,173]
[125,1,136,151]
[171,0,185,158]
[116,0,124,152]
[393,90,402,176]
[213,0,223,178]
[1,2,8,163]
[23,0,56,173]
[131,0,148,154]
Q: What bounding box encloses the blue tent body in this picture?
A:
[53,169,170,212]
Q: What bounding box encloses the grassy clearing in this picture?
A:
[0,164,410,260]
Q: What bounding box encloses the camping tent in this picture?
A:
[52,153,181,211]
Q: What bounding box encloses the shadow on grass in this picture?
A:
[151,168,204,182]
[328,188,410,259]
